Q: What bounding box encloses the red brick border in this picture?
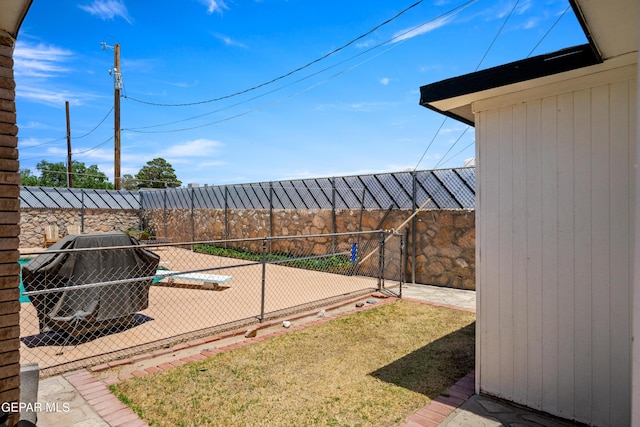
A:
[64,369,149,427]
[399,370,476,427]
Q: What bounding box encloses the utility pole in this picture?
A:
[65,101,73,188]
[102,41,122,190]
[113,44,122,190]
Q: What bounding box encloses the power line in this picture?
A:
[414,0,521,170]
[125,39,418,134]
[475,0,520,71]
[19,136,66,150]
[526,6,571,58]
[72,107,114,139]
[123,0,427,107]
[124,1,477,133]
[37,169,112,179]
[19,136,113,162]
[123,0,476,108]
[414,1,572,171]
[18,106,114,149]
[413,118,447,170]
[437,140,475,168]
[432,127,471,169]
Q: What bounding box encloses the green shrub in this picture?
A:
[193,244,354,274]
[124,229,152,241]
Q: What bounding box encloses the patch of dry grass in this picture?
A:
[111,300,475,427]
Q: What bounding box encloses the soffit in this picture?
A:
[0,0,32,39]
[572,0,638,60]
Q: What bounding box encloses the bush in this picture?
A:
[124,229,152,241]
[193,244,354,274]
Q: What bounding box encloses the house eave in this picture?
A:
[419,44,601,126]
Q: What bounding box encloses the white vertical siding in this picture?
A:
[476,74,636,425]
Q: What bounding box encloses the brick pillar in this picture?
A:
[0,29,21,407]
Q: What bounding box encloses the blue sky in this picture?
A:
[15,0,587,187]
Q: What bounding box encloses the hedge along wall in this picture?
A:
[143,208,476,290]
[19,208,140,248]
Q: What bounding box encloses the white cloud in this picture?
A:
[158,79,200,89]
[14,42,72,78]
[379,77,390,86]
[16,87,80,107]
[355,39,375,48]
[199,0,228,14]
[79,0,133,24]
[17,137,49,148]
[522,17,539,29]
[392,14,456,43]
[315,101,396,113]
[516,0,532,15]
[160,138,223,159]
[211,33,247,48]
[440,125,467,134]
[194,160,225,169]
[419,64,442,73]
[75,148,113,162]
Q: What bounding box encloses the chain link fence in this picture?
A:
[19,230,404,377]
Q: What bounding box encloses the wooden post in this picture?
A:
[114,44,121,190]
[65,100,73,187]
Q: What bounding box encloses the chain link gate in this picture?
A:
[18,230,405,376]
[374,230,405,298]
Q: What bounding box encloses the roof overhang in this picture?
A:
[420,44,601,126]
[0,0,32,39]
[419,0,638,126]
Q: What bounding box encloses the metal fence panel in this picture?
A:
[140,168,474,210]
[20,187,140,210]
[19,167,475,211]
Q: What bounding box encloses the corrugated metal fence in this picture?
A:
[20,186,140,210]
[141,168,475,210]
[20,168,474,211]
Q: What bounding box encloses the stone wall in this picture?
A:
[19,209,140,248]
[17,206,475,289]
[143,208,476,290]
[411,210,475,289]
[0,28,20,408]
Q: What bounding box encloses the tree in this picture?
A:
[22,160,114,189]
[135,158,182,188]
[19,168,39,186]
[120,174,138,190]
[72,162,113,189]
[36,160,67,187]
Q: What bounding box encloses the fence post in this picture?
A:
[331,177,336,252]
[163,188,167,239]
[411,171,417,284]
[138,190,143,230]
[81,189,86,232]
[377,230,385,291]
[224,185,229,248]
[269,182,273,252]
[400,230,407,299]
[190,186,195,245]
[260,237,267,322]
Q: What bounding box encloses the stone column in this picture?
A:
[0,29,21,407]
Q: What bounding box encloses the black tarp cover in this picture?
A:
[23,232,160,332]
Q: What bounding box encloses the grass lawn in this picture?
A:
[111,300,475,427]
